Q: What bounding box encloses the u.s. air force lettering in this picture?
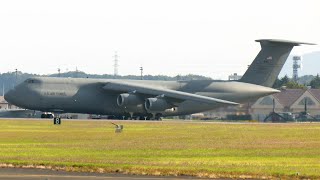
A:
[43,92,67,96]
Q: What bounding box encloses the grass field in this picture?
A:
[0,119,319,179]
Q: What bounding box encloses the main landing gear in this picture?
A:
[116,112,163,121]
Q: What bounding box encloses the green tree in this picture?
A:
[309,74,320,88]
[273,75,306,89]
[280,75,290,85]
[285,81,305,89]
[273,75,290,88]
[272,78,282,88]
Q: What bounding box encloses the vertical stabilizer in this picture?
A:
[240,39,315,87]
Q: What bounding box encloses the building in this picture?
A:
[228,73,242,81]
[201,88,320,121]
[0,96,19,109]
[251,88,320,121]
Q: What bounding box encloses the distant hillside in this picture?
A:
[0,71,211,94]
[279,51,320,78]
[1,70,318,95]
[298,75,315,85]
[0,72,38,94]
[48,71,212,81]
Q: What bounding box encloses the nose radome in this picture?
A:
[4,89,15,105]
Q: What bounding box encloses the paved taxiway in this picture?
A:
[0,168,212,180]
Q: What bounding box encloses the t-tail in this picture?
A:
[240,39,315,87]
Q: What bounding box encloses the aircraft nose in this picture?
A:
[4,89,16,104]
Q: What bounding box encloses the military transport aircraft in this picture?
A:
[4,39,315,122]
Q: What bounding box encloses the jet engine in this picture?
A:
[144,98,173,112]
[117,93,145,112]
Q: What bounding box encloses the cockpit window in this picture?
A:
[25,79,40,84]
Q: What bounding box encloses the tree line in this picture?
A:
[273,74,320,89]
[1,71,320,95]
[0,71,211,94]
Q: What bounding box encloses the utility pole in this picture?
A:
[15,69,18,86]
[140,66,143,80]
[58,68,61,77]
[75,67,78,78]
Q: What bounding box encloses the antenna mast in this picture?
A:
[113,51,119,77]
[292,56,301,82]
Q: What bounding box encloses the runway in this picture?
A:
[0,168,204,180]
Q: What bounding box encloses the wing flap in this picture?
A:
[103,81,239,105]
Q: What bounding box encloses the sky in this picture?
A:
[0,0,320,79]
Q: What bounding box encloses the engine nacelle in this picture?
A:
[117,93,145,112]
[144,98,173,112]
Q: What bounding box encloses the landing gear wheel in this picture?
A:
[146,114,153,120]
[155,113,162,121]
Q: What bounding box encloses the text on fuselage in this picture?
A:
[43,91,67,96]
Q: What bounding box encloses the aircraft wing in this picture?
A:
[103,81,239,105]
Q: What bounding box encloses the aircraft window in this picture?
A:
[25,79,39,84]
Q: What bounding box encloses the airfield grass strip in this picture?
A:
[0,119,319,179]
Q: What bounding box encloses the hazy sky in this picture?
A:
[0,0,320,79]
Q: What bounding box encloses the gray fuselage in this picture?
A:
[5,77,279,117]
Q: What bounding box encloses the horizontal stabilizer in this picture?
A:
[255,39,316,46]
